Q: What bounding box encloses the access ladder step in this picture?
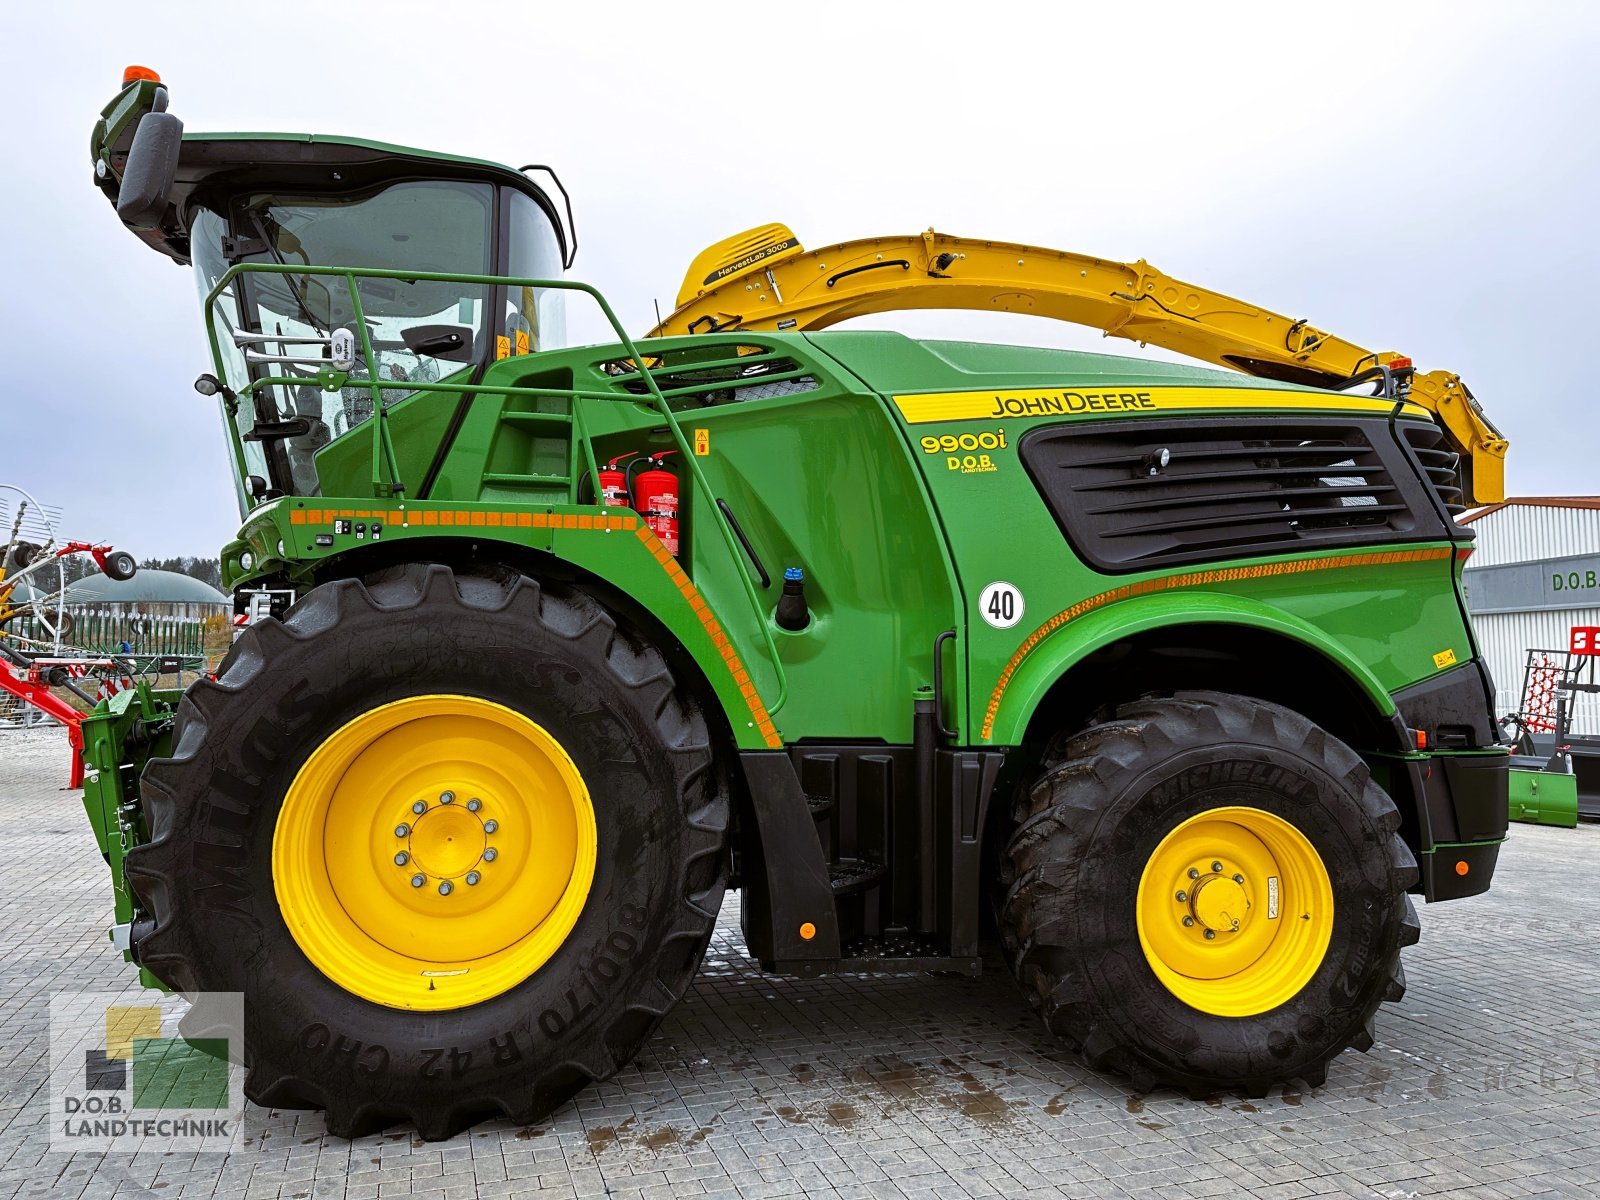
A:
[480,473,572,487]
[829,860,887,895]
[497,411,574,427]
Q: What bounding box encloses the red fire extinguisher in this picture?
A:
[630,452,680,555]
[597,452,634,508]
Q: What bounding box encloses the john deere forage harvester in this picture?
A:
[80,67,1511,1138]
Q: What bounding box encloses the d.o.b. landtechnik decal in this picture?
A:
[920,429,1006,474]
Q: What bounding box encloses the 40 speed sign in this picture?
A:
[978,581,1024,629]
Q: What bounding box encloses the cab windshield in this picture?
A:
[191,177,567,498]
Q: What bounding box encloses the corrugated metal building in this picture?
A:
[1461,498,1600,734]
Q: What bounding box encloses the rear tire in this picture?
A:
[128,564,728,1139]
[998,690,1418,1095]
[39,608,73,640]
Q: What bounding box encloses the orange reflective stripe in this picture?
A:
[278,504,777,746]
[979,547,1454,740]
[634,524,780,747]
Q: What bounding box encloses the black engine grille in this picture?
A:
[1020,416,1455,572]
[596,343,818,406]
[1399,422,1468,515]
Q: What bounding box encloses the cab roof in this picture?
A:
[138,132,563,265]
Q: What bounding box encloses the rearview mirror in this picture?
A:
[242,417,314,443]
[116,110,184,230]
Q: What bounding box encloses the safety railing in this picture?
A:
[203,263,789,714]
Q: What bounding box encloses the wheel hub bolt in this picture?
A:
[412,801,427,815]
[466,871,481,886]
[1211,861,1223,873]
[410,874,425,888]
[483,819,498,834]
[1182,916,1195,927]
[483,847,498,862]
[1233,873,1245,884]
[394,823,411,838]
[1175,890,1188,902]
[440,790,455,804]
[394,851,409,866]
[1187,867,1200,879]
[467,798,482,813]
[438,880,453,896]
[1204,929,1216,940]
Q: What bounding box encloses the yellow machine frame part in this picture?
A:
[654,224,1506,503]
[273,693,597,1011]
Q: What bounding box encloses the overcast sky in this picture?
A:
[4,1,1596,557]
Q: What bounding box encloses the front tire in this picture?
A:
[127,564,728,1139]
[998,691,1418,1094]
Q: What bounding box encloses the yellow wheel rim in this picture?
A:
[1135,806,1333,1017]
[273,694,596,1011]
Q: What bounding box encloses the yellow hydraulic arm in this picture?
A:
[651,225,1507,504]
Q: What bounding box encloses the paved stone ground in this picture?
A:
[2,725,1599,1199]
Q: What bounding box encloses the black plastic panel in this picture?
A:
[1381,749,1507,901]
[1441,755,1512,844]
[1422,838,1500,902]
[737,746,1005,974]
[1392,663,1499,750]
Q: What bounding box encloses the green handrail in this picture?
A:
[341,272,404,495]
[202,262,789,716]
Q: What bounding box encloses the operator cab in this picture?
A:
[93,75,572,500]
[193,161,567,497]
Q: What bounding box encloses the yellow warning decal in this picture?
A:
[694,428,711,456]
[495,335,511,361]
[893,386,1432,425]
[1433,648,1458,669]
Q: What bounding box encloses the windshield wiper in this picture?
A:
[244,207,329,337]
